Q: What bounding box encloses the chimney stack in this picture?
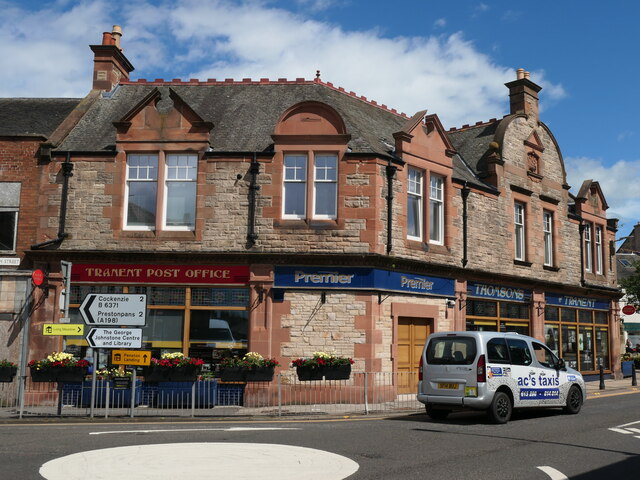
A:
[505,68,541,120]
[90,25,134,91]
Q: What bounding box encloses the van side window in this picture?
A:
[506,338,533,366]
[487,338,510,364]
[532,341,557,368]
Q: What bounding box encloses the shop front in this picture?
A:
[544,293,611,374]
[65,264,251,371]
[465,281,531,335]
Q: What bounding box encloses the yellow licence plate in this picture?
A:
[438,383,458,390]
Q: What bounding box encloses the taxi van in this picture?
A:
[417,331,586,423]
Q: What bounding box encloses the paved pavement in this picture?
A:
[585,376,639,398]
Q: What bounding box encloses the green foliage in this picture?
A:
[620,259,640,307]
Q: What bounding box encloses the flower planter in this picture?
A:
[245,366,275,382]
[0,366,17,383]
[296,366,324,381]
[220,366,247,382]
[30,367,87,383]
[323,364,351,380]
[143,365,199,383]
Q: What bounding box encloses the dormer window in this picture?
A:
[282,152,337,220]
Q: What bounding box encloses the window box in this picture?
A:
[0,366,17,383]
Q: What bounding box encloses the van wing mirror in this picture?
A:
[556,358,566,370]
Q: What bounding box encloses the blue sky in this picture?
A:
[2,0,638,240]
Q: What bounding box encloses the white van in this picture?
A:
[417,331,586,423]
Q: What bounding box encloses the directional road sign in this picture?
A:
[43,324,84,336]
[111,349,152,366]
[80,293,146,326]
[86,328,143,349]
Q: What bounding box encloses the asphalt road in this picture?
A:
[1,391,639,479]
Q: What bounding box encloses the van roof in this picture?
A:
[429,331,534,341]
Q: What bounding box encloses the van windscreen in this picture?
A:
[426,337,477,365]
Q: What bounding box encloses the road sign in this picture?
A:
[86,328,143,348]
[111,349,152,366]
[80,293,146,326]
[42,324,84,336]
[622,305,637,315]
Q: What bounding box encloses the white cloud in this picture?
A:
[565,156,640,233]
[0,0,566,129]
[434,18,447,28]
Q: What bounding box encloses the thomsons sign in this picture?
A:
[467,282,531,302]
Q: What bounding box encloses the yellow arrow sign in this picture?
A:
[111,350,152,366]
[43,324,84,336]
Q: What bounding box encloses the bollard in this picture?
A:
[632,364,638,387]
[599,364,605,390]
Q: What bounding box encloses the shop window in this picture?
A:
[543,211,554,266]
[514,202,526,261]
[465,299,530,334]
[544,324,560,357]
[125,153,197,230]
[283,153,337,219]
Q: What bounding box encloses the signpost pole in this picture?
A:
[130,369,136,418]
[17,282,35,419]
[89,348,98,418]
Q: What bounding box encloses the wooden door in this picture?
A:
[397,317,431,394]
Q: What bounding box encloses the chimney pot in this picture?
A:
[102,32,113,45]
[516,68,525,80]
[524,71,530,79]
[111,25,123,50]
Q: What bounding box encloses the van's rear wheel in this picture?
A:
[487,391,512,424]
[425,405,450,420]
[564,385,583,414]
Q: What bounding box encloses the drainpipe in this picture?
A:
[246,152,260,248]
[31,153,73,249]
[385,160,397,255]
[578,220,586,286]
[461,182,470,267]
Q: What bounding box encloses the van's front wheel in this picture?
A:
[564,385,583,414]
[425,405,450,420]
[487,391,512,424]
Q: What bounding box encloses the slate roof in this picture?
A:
[54,81,491,188]
[0,98,81,137]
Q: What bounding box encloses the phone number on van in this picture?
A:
[519,388,560,400]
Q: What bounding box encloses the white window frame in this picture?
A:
[595,226,603,274]
[312,154,338,219]
[282,154,308,219]
[407,167,423,241]
[162,153,198,231]
[0,209,18,252]
[124,153,159,231]
[584,223,593,272]
[514,203,526,261]
[543,211,553,266]
[429,174,444,245]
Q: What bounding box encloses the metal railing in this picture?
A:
[0,372,424,419]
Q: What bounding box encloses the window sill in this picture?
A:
[157,230,196,240]
[274,219,340,230]
[543,265,560,272]
[513,260,532,267]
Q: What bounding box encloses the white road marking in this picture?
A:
[627,427,640,433]
[537,466,568,480]
[90,426,300,435]
[40,442,359,480]
[608,428,634,434]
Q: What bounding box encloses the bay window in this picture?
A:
[407,168,446,244]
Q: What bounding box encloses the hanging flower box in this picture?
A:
[322,363,351,381]
[295,366,324,381]
[219,352,278,382]
[28,352,89,383]
[143,353,204,383]
[0,366,18,383]
[291,352,354,381]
